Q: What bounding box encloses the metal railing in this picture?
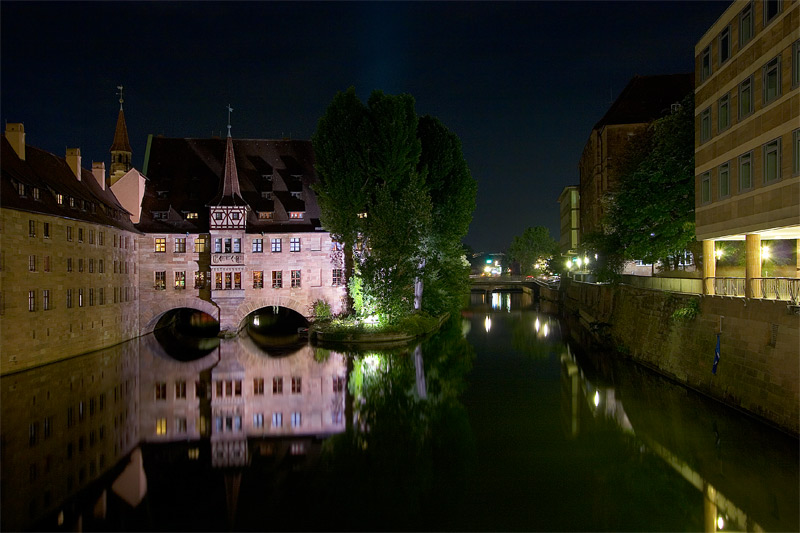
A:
[754,277,800,304]
[711,277,746,297]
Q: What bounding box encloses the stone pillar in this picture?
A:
[703,239,716,295]
[745,234,762,298]
[796,238,799,278]
[703,482,718,533]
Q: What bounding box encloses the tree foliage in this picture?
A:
[604,93,696,268]
[507,226,559,276]
[313,88,476,322]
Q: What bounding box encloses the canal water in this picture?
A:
[2,292,798,531]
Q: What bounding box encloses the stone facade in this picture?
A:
[563,278,799,436]
[557,185,580,257]
[694,0,800,293]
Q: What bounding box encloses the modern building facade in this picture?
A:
[694,0,799,296]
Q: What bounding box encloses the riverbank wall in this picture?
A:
[561,277,800,436]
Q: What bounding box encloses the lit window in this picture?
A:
[763,138,781,183]
[215,272,223,290]
[718,162,730,198]
[700,172,711,204]
[185,212,198,220]
[739,3,753,47]
[175,271,186,290]
[252,238,263,253]
[156,418,167,435]
[273,377,283,394]
[194,235,207,253]
[700,45,712,82]
[272,270,282,288]
[43,289,50,310]
[700,108,712,143]
[176,381,187,399]
[254,413,264,428]
[78,288,83,307]
[258,211,273,219]
[291,269,301,288]
[28,290,36,312]
[33,187,40,200]
[291,412,301,428]
[290,238,301,252]
[272,412,283,428]
[253,271,264,289]
[175,238,186,253]
[717,95,730,132]
[271,238,282,252]
[155,238,166,252]
[29,220,36,237]
[289,212,304,219]
[56,193,64,205]
[739,151,753,191]
[19,183,26,196]
[155,271,166,290]
[763,56,781,105]
[29,255,36,272]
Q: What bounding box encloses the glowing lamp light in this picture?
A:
[593,390,600,407]
[543,323,549,337]
[717,516,724,530]
[486,259,492,264]
[576,257,582,267]
[253,316,260,326]
[761,246,770,260]
[565,259,572,269]
[583,256,589,265]
[534,317,540,332]
[715,248,724,260]
[484,315,492,333]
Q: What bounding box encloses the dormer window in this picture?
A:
[185,212,198,220]
[262,174,272,182]
[289,212,304,219]
[153,211,168,220]
[69,197,76,208]
[231,212,240,220]
[33,187,40,200]
[261,191,272,200]
[56,193,64,205]
[258,211,273,220]
[157,190,169,199]
[290,191,302,199]
[18,183,26,196]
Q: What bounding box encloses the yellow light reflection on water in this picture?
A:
[534,317,540,332]
[484,315,492,333]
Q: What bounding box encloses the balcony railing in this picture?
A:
[711,277,745,297]
[754,277,800,304]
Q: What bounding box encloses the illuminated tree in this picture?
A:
[507,226,559,276]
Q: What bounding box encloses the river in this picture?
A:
[2,291,797,531]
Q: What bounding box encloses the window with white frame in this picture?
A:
[291,269,301,288]
[700,45,712,82]
[717,95,730,132]
[332,268,343,286]
[252,238,263,253]
[272,271,282,288]
[291,412,301,428]
[253,271,264,289]
[175,271,186,290]
[763,56,781,105]
[763,138,781,183]
[194,235,207,253]
[155,238,166,253]
[272,412,283,428]
[155,271,166,290]
[718,162,730,198]
[764,0,781,26]
[739,151,753,191]
[700,108,712,143]
[28,290,36,312]
[290,238,301,252]
[43,289,50,311]
[175,238,186,253]
[254,413,264,428]
[271,238,281,252]
[700,172,711,204]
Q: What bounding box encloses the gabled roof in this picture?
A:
[110,109,132,152]
[1,135,139,233]
[593,73,693,130]
[209,135,247,207]
[138,136,322,233]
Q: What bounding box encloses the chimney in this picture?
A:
[92,162,106,190]
[66,148,81,180]
[5,123,25,160]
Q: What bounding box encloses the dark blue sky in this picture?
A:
[1,1,728,252]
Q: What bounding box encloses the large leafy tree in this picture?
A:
[604,93,696,269]
[507,226,559,276]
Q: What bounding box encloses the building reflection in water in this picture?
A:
[560,343,798,533]
[1,330,349,531]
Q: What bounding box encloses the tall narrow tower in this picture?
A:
[109,85,132,185]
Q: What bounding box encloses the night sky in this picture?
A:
[1,1,728,252]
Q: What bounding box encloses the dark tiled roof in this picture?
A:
[138,137,322,233]
[110,109,132,152]
[593,73,693,130]
[1,135,139,233]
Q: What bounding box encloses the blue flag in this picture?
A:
[712,333,720,375]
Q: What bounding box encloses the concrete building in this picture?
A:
[694,0,800,297]
[578,73,694,238]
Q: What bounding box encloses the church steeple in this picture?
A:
[209,105,248,230]
[109,85,132,185]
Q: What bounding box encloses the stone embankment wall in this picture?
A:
[562,278,799,436]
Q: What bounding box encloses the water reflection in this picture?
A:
[2,292,797,531]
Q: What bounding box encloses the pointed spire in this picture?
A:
[210,105,246,207]
[110,108,132,152]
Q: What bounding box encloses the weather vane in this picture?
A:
[226,104,233,137]
[117,85,124,110]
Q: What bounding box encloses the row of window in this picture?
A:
[17,182,122,220]
[28,286,135,311]
[153,269,344,290]
[27,220,130,248]
[154,410,341,435]
[27,256,131,275]
[699,43,800,144]
[700,0,785,82]
[699,131,799,204]
[154,376,345,401]
[153,236,304,253]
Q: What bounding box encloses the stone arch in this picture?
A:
[233,295,310,332]
[140,296,220,335]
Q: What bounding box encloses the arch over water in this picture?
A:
[233,295,309,332]
[141,297,220,335]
